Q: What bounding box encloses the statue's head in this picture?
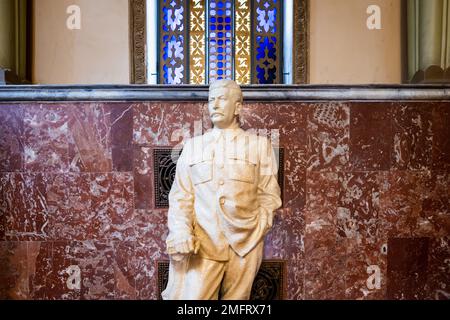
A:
[208,79,243,129]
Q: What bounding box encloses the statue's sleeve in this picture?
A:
[257,138,282,223]
[166,140,195,250]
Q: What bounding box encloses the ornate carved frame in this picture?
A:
[294,0,309,84]
[129,0,147,84]
[129,0,309,84]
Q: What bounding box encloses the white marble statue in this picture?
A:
[162,80,282,300]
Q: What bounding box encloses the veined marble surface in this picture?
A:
[0,99,448,300]
[0,84,449,101]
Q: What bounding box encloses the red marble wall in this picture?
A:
[0,101,448,300]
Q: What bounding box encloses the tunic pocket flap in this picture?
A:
[190,160,213,185]
[227,159,256,184]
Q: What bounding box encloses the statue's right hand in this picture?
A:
[167,236,200,257]
[171,253,189,262]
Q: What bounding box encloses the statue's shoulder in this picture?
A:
[181,131,213,149]
[189,131,213,143]
[240,129,272,145]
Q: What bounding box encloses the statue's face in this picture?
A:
[208,86,241,129]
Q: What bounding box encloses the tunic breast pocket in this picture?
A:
[190,160,213,185]
[227,158,256,184]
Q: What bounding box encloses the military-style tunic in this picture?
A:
[166,127,282,261]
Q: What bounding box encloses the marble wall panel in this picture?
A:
[350,103,392,171]
[0,99,448,300]
[0,104,23,172]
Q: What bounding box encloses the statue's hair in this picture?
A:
[209,79,243,103]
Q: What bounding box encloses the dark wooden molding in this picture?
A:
[129,0,147,84]
[400,0,408,84]
[294,0,309,84]
[26,0,33,83]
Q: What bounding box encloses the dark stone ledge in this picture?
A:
[0,84,449,102]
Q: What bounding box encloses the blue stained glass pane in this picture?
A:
[253,0,282,84]
[160,0,187,84]
[208,0,233,83]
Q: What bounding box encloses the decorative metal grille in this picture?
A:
[153,148,182,208]
[275,147,284,205]
[158,260,286,299]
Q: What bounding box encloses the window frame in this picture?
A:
[0,0,33,84]
[129,0,309,84]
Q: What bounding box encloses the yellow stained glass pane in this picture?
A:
[189,0,206,84]
[235,0,251,84]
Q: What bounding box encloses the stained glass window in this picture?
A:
[157,0,285,84]
[252,0,282,84]
[159,0,188,85]
[208,0,233,82]
[189,0,206,84]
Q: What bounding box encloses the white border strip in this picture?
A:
[0,86,449,101]
[146,0,158,84]
[283,0,293,84]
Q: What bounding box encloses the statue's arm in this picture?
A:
[166,142,198,257]
[257,138,282,231]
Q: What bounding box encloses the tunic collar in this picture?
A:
[211,124,244,142]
